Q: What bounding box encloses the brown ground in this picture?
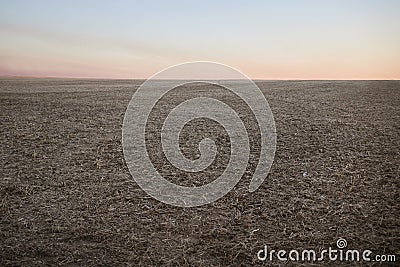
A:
[0,78,399,266]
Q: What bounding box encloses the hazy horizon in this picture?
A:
[2,75,399,81]
[1,0,399,80]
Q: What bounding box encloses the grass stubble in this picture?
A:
[0,78,399,266]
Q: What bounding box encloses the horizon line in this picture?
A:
[1,75,399,81]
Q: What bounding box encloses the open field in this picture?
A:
[1,78,399,266]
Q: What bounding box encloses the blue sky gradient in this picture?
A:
[0,0,399,79]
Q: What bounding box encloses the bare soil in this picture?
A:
[1,78,399,266]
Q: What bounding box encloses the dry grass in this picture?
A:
[0,78,399,266]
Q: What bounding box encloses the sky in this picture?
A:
[0,0,399,79]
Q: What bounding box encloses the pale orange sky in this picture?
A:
[0,0,399,79]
